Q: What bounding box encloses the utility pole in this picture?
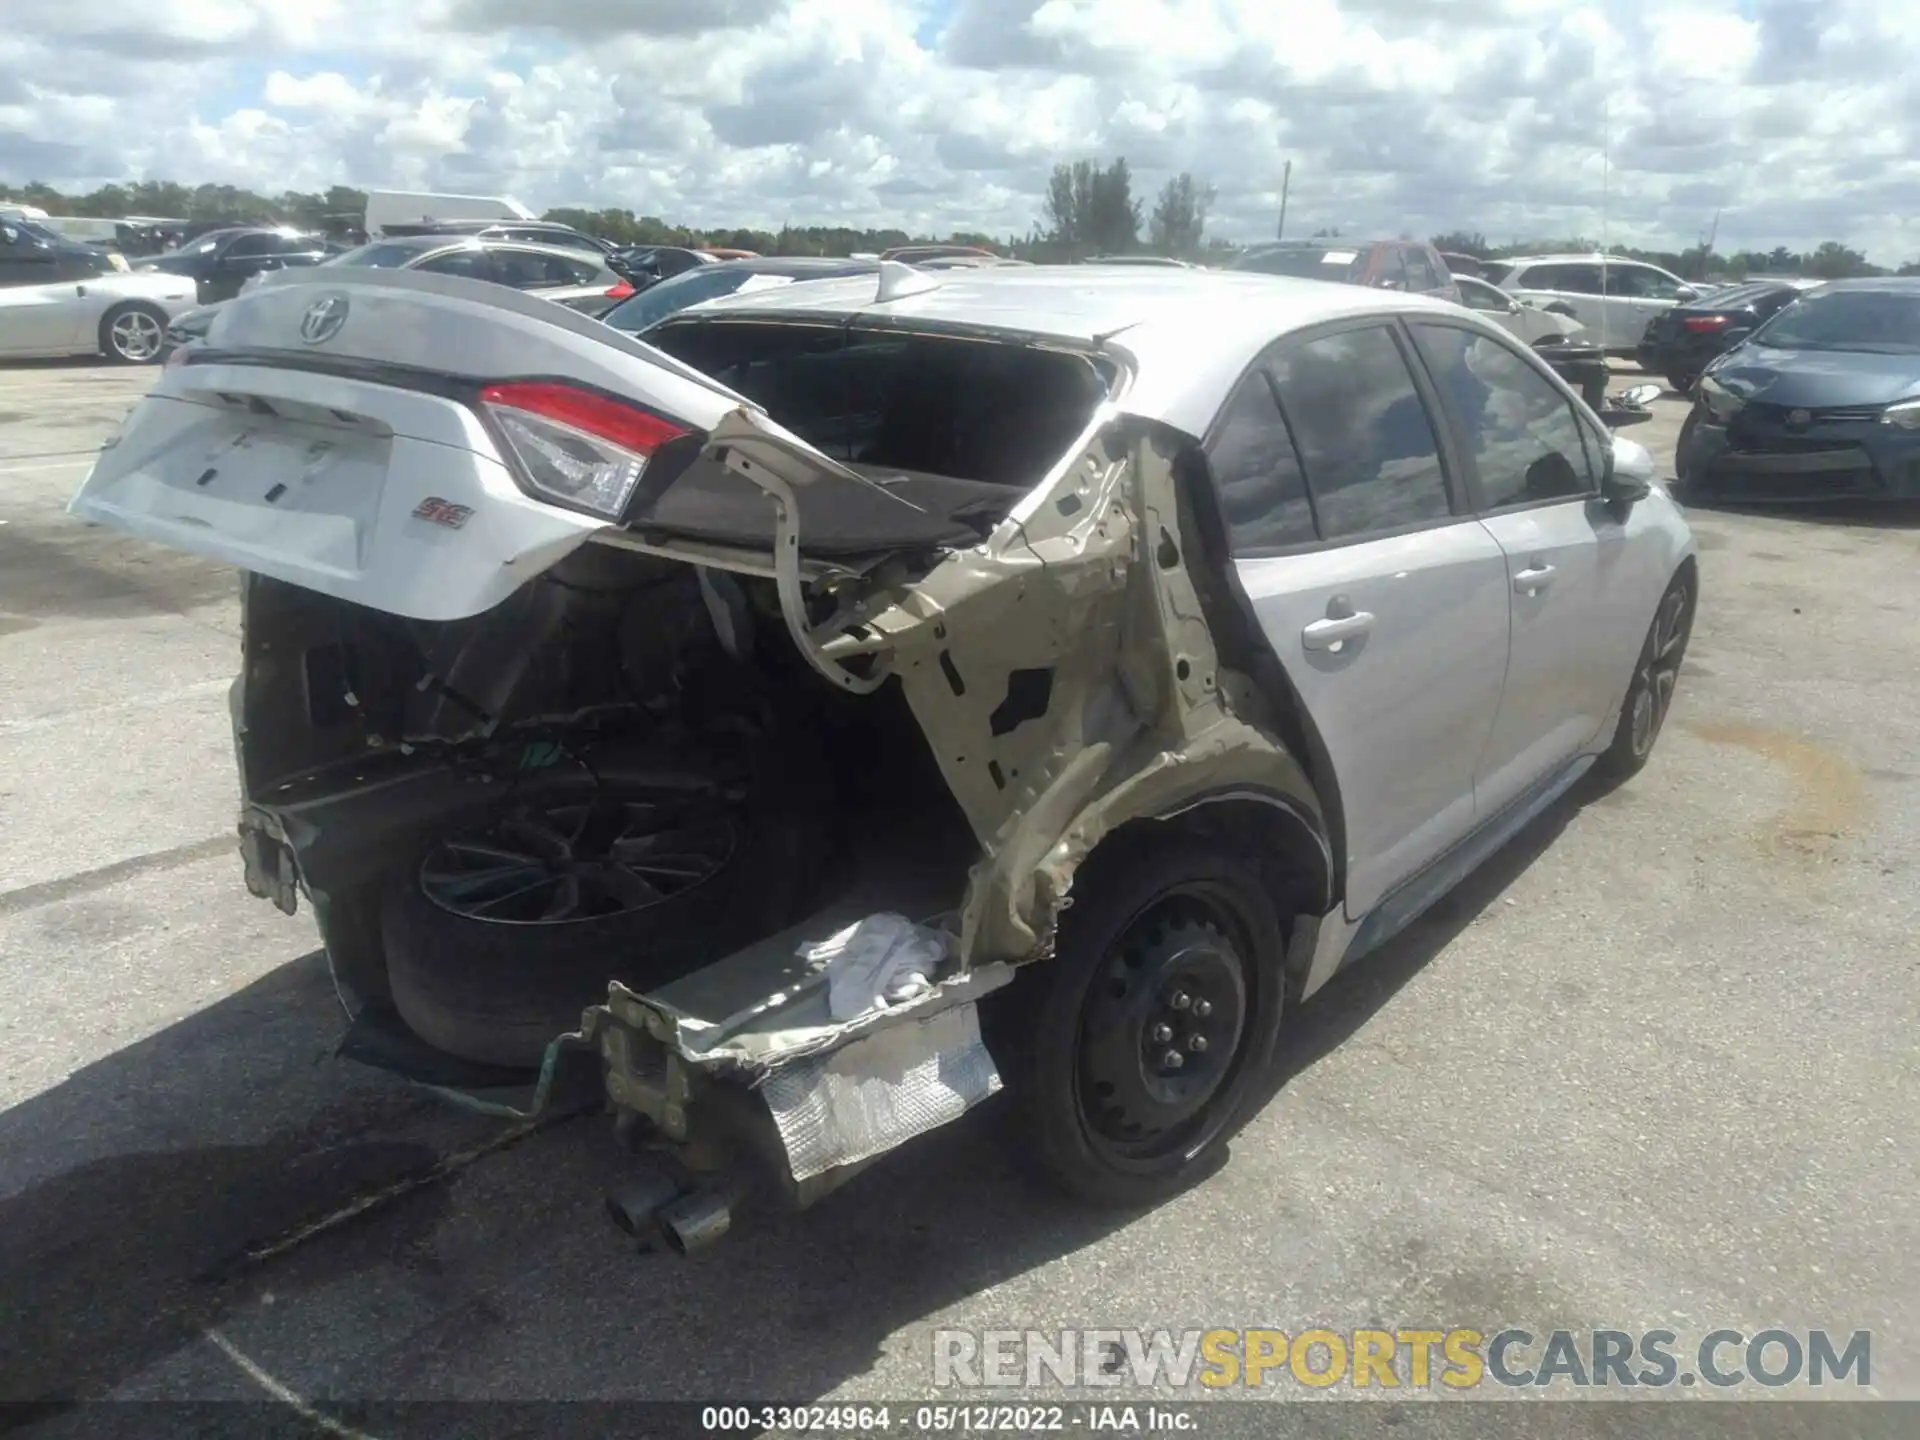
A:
[1701,207,1721,277]
[1276,160,1292,241]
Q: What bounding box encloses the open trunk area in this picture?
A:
[236,543,982,1070]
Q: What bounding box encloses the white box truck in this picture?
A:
[363,190,537,237]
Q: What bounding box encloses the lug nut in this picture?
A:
[1170,991,1192,1011]
[1188,1034,1209,1053]
[1193,999,1212,1018]
[1151,1022,1174,1043]
[1161,1049,1185,1070]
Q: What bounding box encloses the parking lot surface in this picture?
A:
[1,357,1915,1428]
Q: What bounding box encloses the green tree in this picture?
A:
[1805,240,1871,279]
[1148,173,1216,258]
[1430,231,1489,257]
[1042,157,1141,256]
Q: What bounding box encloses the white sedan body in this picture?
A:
[0,270,200,361]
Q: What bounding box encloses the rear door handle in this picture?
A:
[1514,563,1557,595]
[1301,611,1375,650]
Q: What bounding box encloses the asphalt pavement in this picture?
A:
[0,356,1915,1433]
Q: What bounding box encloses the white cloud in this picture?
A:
[2,0,1918,262]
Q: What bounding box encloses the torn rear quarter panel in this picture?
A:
[814,415,1325,969]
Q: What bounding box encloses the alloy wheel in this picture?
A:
[419,795,735,925]
[110,311,163,362]
[1630,584,1693,758]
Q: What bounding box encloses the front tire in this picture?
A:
[1674,408,1701,491]
[1002,838,1289,1208]
[1593,571,1695,787]
[99,303,167,364]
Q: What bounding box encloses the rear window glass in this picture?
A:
[604,268,794,333]
[648,321,1115,488]
[328,242,433,269]
[1229,247,1363,281]
[1690,282,1777,309]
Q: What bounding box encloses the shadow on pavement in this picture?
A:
[0,789,1585,1431]
[1674,495,1920,530]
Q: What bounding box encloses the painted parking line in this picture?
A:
[0,457,96,475]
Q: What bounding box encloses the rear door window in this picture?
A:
[415,248,497,282]
[1529,263,1603,295]
[493,249,590,288]
[1411,323,1596,509]
[1204,372,1318,551]
[1266,324,1454,540]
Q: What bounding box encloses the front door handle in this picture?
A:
[1302,611,1375,650]
[1514,562,1557,595]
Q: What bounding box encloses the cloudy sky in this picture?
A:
[4,0,1919,261]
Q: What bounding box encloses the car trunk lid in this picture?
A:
[68,269,941,620]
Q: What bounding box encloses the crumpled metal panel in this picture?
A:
[757,1002,1002,1182]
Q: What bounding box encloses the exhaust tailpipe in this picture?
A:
[656,1187,738,1256]
[605,1170,684,1239]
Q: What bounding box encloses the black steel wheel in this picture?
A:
[1000,838,1289,1207]
[1077,911,1249,1165]
[1594,569,1695,786]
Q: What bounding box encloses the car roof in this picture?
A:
[1808,276,1920,294]
[670,264,1469,436]
[1500,253,1665,266]
[701,256,879,275]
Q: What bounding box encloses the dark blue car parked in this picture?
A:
[1677,278,1920,503]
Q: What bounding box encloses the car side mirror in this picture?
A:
[1600,438,1654,508]
[1675,286,1700,301]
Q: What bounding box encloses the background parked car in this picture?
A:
[1490,255,1701,353]
[599,255,880,336]
[1227,239,1462,303]
[1677,278,1920,504]
[1452,273,1609,408]
[1637,278,1823,393]
[1,217,197,362]
[1437,251,1503,281]
[163,234,640,357]
[136,226,332,304]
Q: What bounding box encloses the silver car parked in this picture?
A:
[71,264,1696,1233]
[1,217,197,363]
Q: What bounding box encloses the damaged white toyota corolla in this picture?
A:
[70,262,1695,1249]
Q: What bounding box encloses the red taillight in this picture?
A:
[478,381,690,518]
[1682,315,1732,332]
[604,281,635,299]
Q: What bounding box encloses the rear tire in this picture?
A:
[1667,373,1696,396]
[999,837,1289,1208]
[1592,571,1695,788]
[381,769,822,1069]
[99,303,167,364]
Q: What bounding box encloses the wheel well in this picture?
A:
[1077,798,1332,993]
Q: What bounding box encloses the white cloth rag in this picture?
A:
[801,912,949,1021]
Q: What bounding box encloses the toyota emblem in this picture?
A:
[1787,408,1811,427]
[299,295,349,345]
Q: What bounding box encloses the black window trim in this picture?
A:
[1399,314,1607,518]
[1198,314,1475,560]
